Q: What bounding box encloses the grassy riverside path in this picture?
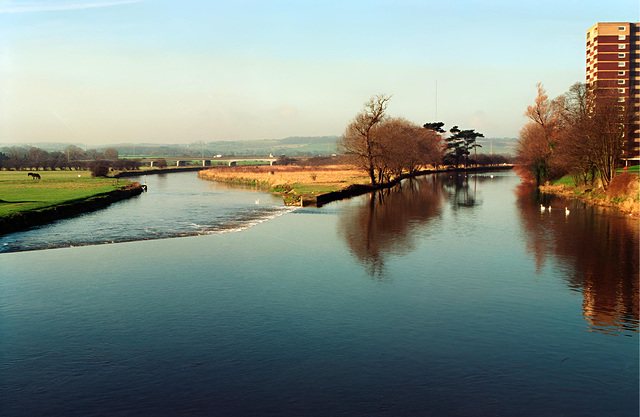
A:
[0,170,142,235]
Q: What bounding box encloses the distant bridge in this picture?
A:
[145,157,278,167]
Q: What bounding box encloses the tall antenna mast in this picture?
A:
[435,80,438,121]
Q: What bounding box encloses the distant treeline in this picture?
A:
[1,136,518,160]
[1,140,513,173]
[0,145,140,171]
[114,137,342,157]
[473,153,513,165]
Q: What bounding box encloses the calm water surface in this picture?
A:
[1,171,638,416]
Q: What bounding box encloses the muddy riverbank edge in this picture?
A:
[0,182,144,236]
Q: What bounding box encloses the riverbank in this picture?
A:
[199,164,514,206]
[540,172,639,217]
[0,171,143,235]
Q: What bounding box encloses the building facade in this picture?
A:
[586,22,640,163]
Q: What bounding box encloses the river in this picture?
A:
[1,170,638,416]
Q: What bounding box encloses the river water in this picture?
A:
[1,171,638,416]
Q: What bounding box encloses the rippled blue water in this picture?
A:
[1,171,638,416]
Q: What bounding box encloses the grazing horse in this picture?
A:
[27,172,41,180]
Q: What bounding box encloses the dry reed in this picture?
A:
[198,165,369,189]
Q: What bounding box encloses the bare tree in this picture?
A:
[516,83,561,185]
[25,147,49,170]
[585,91,628,189]
[90,160,109,177]
[375,117,410,181]
[554,83,596,185]
[104,148,119,160]
[554,84,628,189]
[378,118,443,177]
[339,94,392,185]
[65,145,86,162]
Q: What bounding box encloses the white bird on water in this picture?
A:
[565,207,570,215]
[540,204,546,212]
[255,199,260,205]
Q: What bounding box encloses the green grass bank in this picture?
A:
[541,171,639,217]
[0,170,142,235]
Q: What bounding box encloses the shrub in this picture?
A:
[90,161,109,177]
[276,155,292,165]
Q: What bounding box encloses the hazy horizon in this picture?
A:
[0,135,345,147]
[1,0,638,145]
[0,135,518,148]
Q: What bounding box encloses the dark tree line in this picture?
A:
[0,145,139,174]
[423,122,485,168]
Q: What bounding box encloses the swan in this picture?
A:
[540,204,546,212]
[255,199,260,205]
[565,207,570,215]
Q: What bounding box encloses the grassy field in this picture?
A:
[0,170,130,217]
[552,176,577,187]
[553,166,640,187]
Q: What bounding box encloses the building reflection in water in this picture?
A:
[337,176,445,278]
[515,183,639,334]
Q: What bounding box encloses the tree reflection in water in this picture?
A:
[516,183,639,334]
[338,176,445,278]
[441,172,482,209]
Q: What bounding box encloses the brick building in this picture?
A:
[586,22,640,163]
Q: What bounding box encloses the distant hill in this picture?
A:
[0,142,86,152]
[1,135,516,157]
[0,137,341,158]
[201,136,340,157]
[475,138,517,156]
[103,136,342,158]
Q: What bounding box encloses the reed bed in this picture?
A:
[198,165,370,192]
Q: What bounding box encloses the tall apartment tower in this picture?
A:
[586,22,640,163]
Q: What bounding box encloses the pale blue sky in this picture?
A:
[1,0,638,145]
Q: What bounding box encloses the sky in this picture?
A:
[0,0,638,146]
